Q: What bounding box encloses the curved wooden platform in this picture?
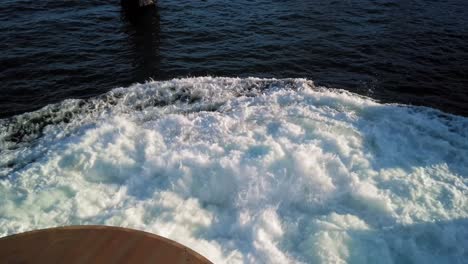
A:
[0,226,212,264]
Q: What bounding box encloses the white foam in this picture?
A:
[1,77,467,263]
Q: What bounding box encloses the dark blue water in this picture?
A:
[1,0,468,118]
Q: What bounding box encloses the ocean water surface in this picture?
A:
[1,0,468,263]
[1,0,467,117]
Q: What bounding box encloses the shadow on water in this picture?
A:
[272,217,468,263]
[348,218,468,264]
[121,2,161,82]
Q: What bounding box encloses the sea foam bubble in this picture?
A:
[0,77,467,263]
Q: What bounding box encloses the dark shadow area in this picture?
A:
[121,1,162,83]
[350,218,468,263]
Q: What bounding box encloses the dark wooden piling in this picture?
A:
[121,0,155,13]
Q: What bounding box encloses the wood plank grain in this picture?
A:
[0,226,212,264]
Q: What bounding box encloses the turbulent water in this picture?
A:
[1,78,467,263]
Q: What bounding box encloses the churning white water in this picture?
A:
[0,77,467,263]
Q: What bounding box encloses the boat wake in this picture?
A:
[1,77,467,263]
